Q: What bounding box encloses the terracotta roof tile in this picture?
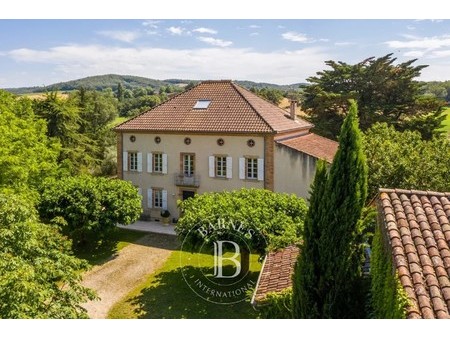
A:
[115,80,312,134]
[377,188,450,319]
[252,245,300,304]
[276,133,338,163]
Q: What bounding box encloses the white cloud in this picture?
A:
[6,44,330,85]
[192,27,217,34]
[406,25,416,31]
[282,31,311,43]
[142,20,160,29]
[197,37,232,47]
[250,32,259,37]
[167,26,185,35]
[249,25,260,29]
[385,35,450,50]
[97,30,140,43]
[403,50,426,58]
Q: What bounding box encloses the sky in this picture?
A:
[1,19,450,88]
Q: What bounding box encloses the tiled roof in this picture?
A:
[252,245,299,304]
[115,80,312,134]
[377,188,450,319]
[276,133,338,163]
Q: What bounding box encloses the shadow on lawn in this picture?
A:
[127,265,260,319]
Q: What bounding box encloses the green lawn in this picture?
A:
[108,248,262,319]
[440,107,450,135]
[76,228,146,266]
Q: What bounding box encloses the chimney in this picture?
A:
[289,100,297,120]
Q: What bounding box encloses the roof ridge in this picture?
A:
[378,187,450,196]
[229,82,276,132]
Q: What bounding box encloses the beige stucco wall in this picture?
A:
[273,143,317,199]
[122,132,265,219]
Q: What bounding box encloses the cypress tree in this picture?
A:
[292,160,328,318]
[320,99,368,318]
[292,99,368,318]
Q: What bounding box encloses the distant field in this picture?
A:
[21,91,69,100]
[440,107,450,135]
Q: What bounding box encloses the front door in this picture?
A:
[182,190,196,200]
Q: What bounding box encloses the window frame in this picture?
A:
[153,152,163,173]
[129,151,138,172]
[245,157,258,180]
[153,188,163,209]
[215,155,227,178]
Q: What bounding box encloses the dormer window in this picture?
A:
[193,100,211,109]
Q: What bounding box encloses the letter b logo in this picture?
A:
[213,240,241,278]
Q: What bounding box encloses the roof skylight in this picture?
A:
[193,100,211,109]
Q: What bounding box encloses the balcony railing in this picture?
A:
[174,174,200,187]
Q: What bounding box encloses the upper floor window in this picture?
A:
[209,155,232,179]
[123,151,142,172]
[239,157,264,181]
[246,157,258,180]
[147,152,167,174]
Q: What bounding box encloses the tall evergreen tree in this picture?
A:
[292,160,328,318]
[292,100,368,318]
[320,99,368,318]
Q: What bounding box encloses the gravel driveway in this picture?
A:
[81,233,178,319]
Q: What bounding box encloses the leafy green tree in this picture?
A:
[116,82,125,102]
[292,160,328,318]
[364,123,450,199]
[33,92,97,174]
[38,176,142,248]
[250,87,284,105]
[0,190,95,318]
[0,90,60,191]
[176,189,307,274]
[292,100,368,318]
[303,54,446,139]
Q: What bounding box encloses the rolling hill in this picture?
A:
[3,74,307,94]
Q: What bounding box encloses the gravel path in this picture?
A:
[81,233,178,319]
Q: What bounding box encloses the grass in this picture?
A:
[76,227,146,266]
[439,107,450,135]
[108,248,262,319]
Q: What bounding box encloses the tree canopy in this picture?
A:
[0,90,60,191]
[293,100,368,318]
[363,122,450,199]
[38,175,142,248]
[302,54,446,139]
[0,190,95,318]
[176,189,308,254]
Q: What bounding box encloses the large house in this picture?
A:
[115,80,337,220]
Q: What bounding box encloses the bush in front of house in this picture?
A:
[38,175,142,248]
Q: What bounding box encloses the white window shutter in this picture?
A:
[123,151,128,172]
[162,190,168,210]
[257,158,264,181]
[226,157,233,179]
[147,153,153,173]
[147,188,153,208]
[162,154,168,174]
[137,152,143,172]
[239,158,245,180]
[208,156,215,178]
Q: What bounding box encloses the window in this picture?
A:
[193,100,211,109]
[153,153,163,173]
[246,158,258,180]
[215,156,227,178]
[153,189,163,208]
[147,188,167,209]
[183,154,195,176]
[123,151,142,172]
[129,152,138,171]
[209,156,232,179]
